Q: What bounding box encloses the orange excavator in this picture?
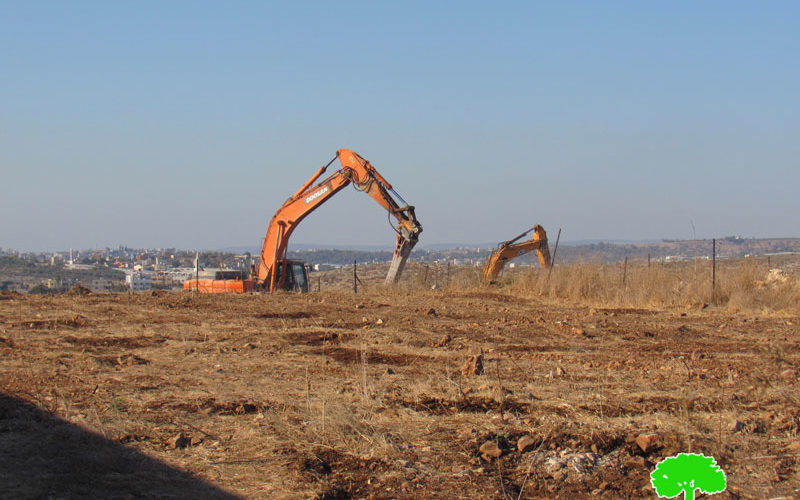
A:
[482,225,551,284]
[256,148,422,292]
[186,149,421,294]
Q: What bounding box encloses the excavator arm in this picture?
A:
[257,149,422,292]
[482,225,551,284]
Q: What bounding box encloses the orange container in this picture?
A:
[183,279,254,293]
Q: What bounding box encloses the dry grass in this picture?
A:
[324,256,800,316]
[1,260,799,498]
[499,257,800,315]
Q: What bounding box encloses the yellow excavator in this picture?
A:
[482,225,551,284]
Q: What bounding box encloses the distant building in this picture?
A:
[313,264,337,271]
[90,279,119,292]
[164,268,196,283]
[126,272,152,291]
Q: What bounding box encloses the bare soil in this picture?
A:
[1,274,799,498]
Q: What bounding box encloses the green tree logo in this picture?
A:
[650,453,726,499]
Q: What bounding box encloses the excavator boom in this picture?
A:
[482,225,551,284]
[257,149,422,292]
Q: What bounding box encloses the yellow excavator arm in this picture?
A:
[482,225,551,284]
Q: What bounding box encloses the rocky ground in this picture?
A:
[0,270,798,498]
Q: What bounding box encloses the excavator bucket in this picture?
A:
[384,234,416,285]
[537,236,552,269]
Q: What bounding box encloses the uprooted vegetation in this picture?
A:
[0,259,799,498]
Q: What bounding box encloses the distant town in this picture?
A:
[2,236,799,294]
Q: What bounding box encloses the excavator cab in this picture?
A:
[274,260,310,292]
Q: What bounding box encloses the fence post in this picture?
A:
[353,260,357,294]
[712,238,716,296]
[547,228,562,281]
[622,256,628,286]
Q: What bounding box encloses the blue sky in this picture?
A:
[1,2,798,251]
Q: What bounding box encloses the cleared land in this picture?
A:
[1,264,799,499]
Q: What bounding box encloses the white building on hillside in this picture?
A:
[126,272,152,292]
